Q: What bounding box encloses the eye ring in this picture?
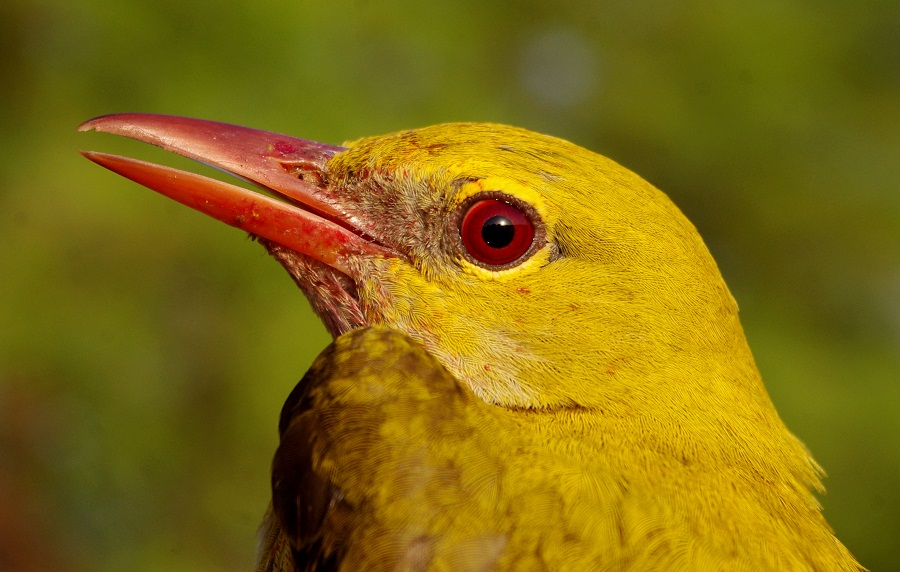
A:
[454,191,544,269]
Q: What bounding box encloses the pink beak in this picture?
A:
[79,114,391,275]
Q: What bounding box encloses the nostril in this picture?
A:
[279,161,328,188]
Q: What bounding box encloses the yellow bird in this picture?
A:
[79,115,861,571]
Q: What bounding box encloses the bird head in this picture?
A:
[78,116,770,421]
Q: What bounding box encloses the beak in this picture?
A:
[78,114,391,275]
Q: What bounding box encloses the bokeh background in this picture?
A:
[1,0,897,570]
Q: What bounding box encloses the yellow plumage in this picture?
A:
[79,117,862,571]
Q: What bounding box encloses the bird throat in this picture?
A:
[259,239,368,338]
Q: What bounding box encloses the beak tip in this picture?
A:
[78,113,165,138]
[79,150,100,163]
[78,114,123,133]
[78,151,120,173]
[77,118,98,132]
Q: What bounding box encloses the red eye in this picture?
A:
[459,198,536,267]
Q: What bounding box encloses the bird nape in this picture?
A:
[79,114,862,571]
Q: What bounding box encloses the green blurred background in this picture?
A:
[1,0,897,570]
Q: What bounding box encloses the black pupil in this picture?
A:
[482,215,515,248]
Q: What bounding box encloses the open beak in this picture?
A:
[78,114,391,275]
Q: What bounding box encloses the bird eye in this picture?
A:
[459,197,537,267]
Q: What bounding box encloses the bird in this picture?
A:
[79,114,862,571]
